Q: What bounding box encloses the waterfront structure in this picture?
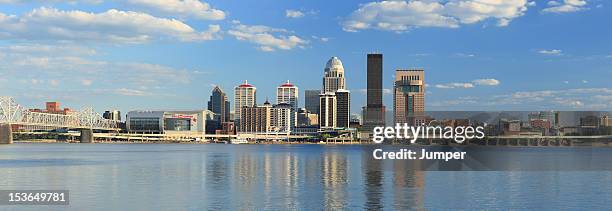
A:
[305,90,321,114]
[322,57,346,93]
[234,80,257,125]
[208,86,230,123]
[394,69,425,126]
[103,110,121,121]
[277,80,299,111]
[126,110,212,135]
[362,53,386,131]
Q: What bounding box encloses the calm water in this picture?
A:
[0,143,611,210]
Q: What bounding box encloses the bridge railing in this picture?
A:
[0,96,118,130]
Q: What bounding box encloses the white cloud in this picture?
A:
[49,79,60,87]
[113,88,152,96]
[0,7,222,44]
[543,0,588,13]
[228,21,308,52]
[127,0,225,20]
[0,45,192,91]
[494,88,612,109]
[472,78,500,86]
[455,53,475,58]
[0,0,103,4]
[435,83,474,89]
[343,0,533,32]
[0,44,97,56]
[311,35,330,42]
[81,79,93,86]
[538,49,563,55]
[435,78,500,89]
[285,9,305,18]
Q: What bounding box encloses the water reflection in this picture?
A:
[205,153,230,210]
[322,151,348,210]
[0,144,611,210]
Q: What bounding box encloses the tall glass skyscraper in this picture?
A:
[305,89,321,114]
[208,86,230,123]
[362,53,386,131]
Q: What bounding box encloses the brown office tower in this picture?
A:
[394,69,425,126]
[362,53,385,131]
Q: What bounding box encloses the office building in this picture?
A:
[207,86,230,123]
[602,115,611,127]
[297,108,318,126]
[239,100,295,134]
[319,56,351,130]
[277,80,299,111]
[234,80,257,124]
[305,90,321,114]
[362,53,385,131]
[335,89,350,128]
[239,103,271,134]
[319,92,337,129]
[322,56,346,93]
[270,103,295,132]
[103,110,121,121]
[394,69,425,126]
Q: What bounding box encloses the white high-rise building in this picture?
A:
[234,80,256,123]
[319,56,350,130]
[319,93,337,129]
[322,57,346,93]
[276,80,299,111]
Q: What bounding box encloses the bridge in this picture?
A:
[0,96,119,144]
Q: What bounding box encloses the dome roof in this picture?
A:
[325,57,343,71]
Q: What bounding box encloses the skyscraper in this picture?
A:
[335,89,351,128]
[234,80,257,124]
[103,110,121,121]
[208,86,230,123]
[322,57,346,93]
[319,56,350,130]
[319,93,336,129]
[305,90,321,114]
[362,53,385,131]
[277,80,299,111]
[394,69,425,126]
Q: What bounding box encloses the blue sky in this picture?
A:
[0,0,611,114]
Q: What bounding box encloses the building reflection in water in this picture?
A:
[205,153,230,210]
[392,160,425,210]
[363,151,384,210]
[362,148,426,210]
[321,150,348,210]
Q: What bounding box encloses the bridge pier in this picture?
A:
[0,124,13,144]
[80,129,94,143]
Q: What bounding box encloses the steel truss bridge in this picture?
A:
[0,96,119,144]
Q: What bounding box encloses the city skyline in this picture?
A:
[0,0,611,113]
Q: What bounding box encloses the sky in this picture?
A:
[0,0,611,115]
